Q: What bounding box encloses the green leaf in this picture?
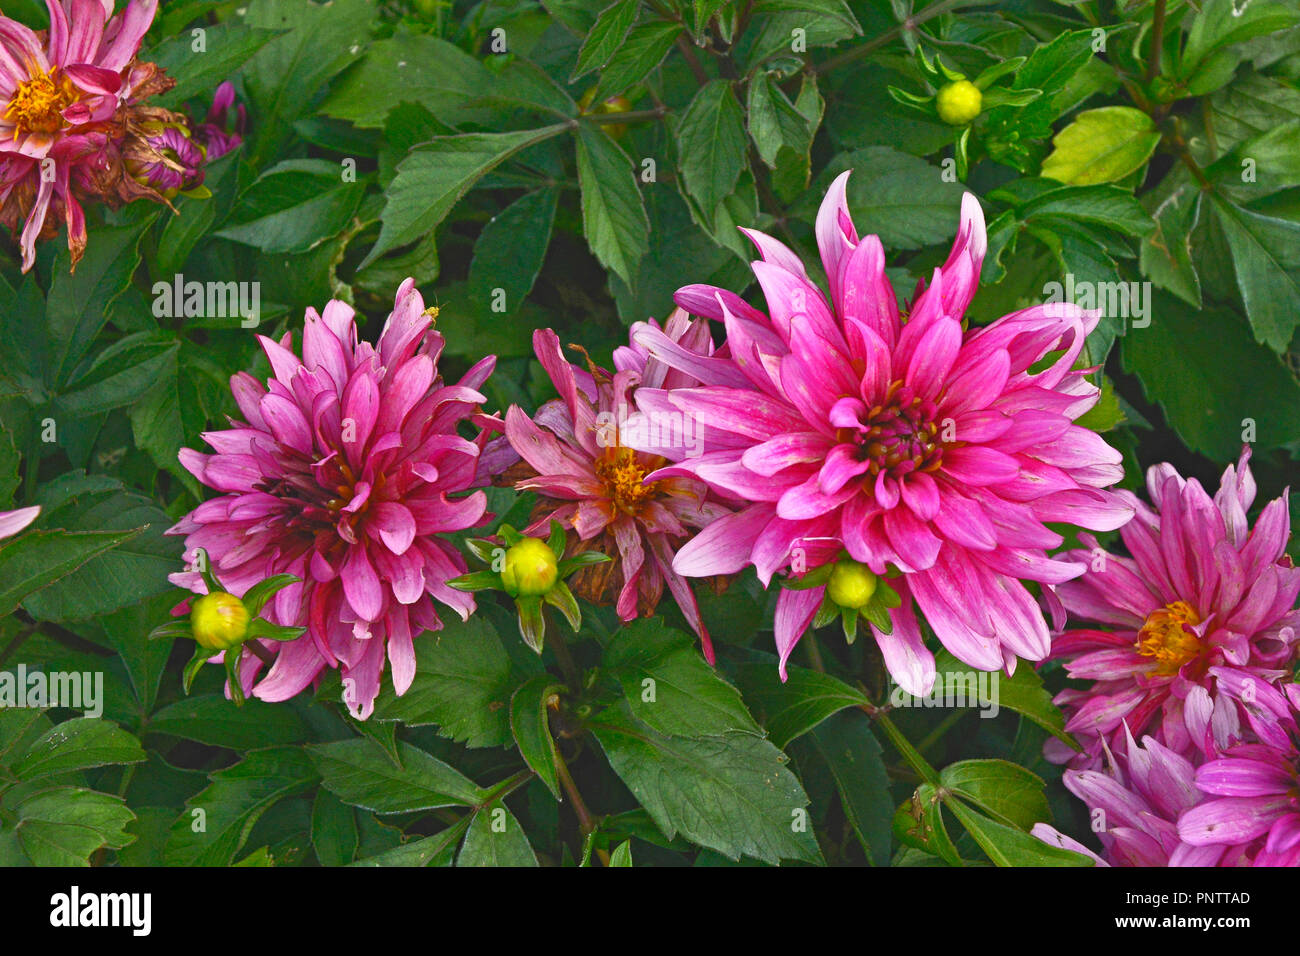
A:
[1040,107,1160,186]
[939,759,1051,831]
[591,21,683,103]
[309,738,484,813]
[149,22,279,108]
[14,788,135,866]
[572,0,639,80]
[591,705,822,865]
[575,124,649,284]
[1122,294,1300,458]
[241,0,374,166]
[22,475,183,622]
[509,676,563,799]
[351,822,466,867]
[893,783,962,865]
[371,617,518,747]
[457,800,539,866]
[1140,172,1203,306]
[1183,0,1300,75]
[604,619,761,737]
[311,789,359,867]
[147,695,310,750]
[322,33,490,128]
[806,710,892,865]
[0,527,140,618]
[366,126,567,266]
[45,218,153,388]
[609,839,633,866]
[12,718,144,781]
[54,332,180,419]
[216,159,365,254]
[466,187,559,318]
[752,0,862,33]
[748,73,812,168]
[735,661,869,749]
[165,747,317,866]
[945,799,1092,867]
[930,651,1075,748]
[1208,195,1300,352]
[837,147,967,250]
[675,80,748,218]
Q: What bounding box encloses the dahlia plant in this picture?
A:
[167,279,499,718]
[638,172,1131,694]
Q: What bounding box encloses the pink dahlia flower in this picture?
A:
[502,319,734,660]
[168,280,498,718]
[193,80,244,161]
[0,0,160,269]
[1179,736,1300,866]
[1048,447,1300,766]
[636,171,1131,694]
[1033,727,1251,866]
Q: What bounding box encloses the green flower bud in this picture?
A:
[501,537,559,597]
[191,591,250,650]
[827,559,878,610]
[936,79,982,126]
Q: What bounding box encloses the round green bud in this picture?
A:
[827,560,878,610]
[501,538,559,597]
[936,79,982,126]
[191,592,250,651]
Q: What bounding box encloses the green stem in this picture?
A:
[1144,0,1166,84]
[872,710,942,787]
[815,0,968,75]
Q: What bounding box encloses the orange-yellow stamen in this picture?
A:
[1135,600,1202,676]
[595,447,657,513]
[6,67,77,137]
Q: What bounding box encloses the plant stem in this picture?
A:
[243,640,275,666]
[815,0,967,75]
[871,710,942,787]
[1144,0,1166,84]
[555,748,610,865]
[548,628,581,691]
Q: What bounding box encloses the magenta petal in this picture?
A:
[775,585,824,680]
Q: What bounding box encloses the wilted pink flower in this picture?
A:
[0,505,40,539]
[0,0,161,269]
[1048,448,1300,767]
[168,280,498,718]
[1179,735,1300,866]
[636,171,1131,694]
[1033,727,1251,866]
[123,118,203,196]
[193,80,244,161]
[502,318,734,660]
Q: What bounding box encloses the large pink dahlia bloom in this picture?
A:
[1049,448,1300,766]
[1033,727,1252,866]
[169,280,498,718]
[502,319,733,660]
[0,0,160,268]
[637,171,1131,694]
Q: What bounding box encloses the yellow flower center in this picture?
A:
[1135,601,1202,676]
[595,447,657,513]
[6,68,77,136]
